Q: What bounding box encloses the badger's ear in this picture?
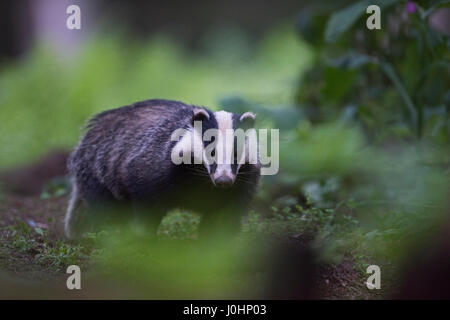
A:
[239,112,256,127]
[193,108,210,122]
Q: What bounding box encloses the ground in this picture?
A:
[0,152,385,299]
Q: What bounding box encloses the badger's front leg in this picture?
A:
[131,201,167,239]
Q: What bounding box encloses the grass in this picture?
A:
[2,219,95,272]
[0,176,444,298]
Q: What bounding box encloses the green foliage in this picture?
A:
[325,0,398,43]
[40,177,70,199]
[0,2,448,297]
[91,225,269,298]
[282,122,365,178]
[0,27,311,168]
[159,210,201,240]
[298,0,449,141]
[241,0,450,274]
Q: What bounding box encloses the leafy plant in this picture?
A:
[298,0,449,141]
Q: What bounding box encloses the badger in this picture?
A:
[65,99,261,238]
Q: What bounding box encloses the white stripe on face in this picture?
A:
[213,111,234,181]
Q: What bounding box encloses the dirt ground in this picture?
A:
[0,151,381,299]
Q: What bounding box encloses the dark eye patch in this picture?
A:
[201,110,217,129]
[232,113,241,129]
[233,136,239,160]
[202,118,217,154]
[200,111,218,145]
[208,137,216,158]
[196,109,218,173]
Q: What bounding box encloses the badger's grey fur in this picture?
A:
[65,99,261,238]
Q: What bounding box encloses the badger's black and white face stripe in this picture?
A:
[172,108,256,188]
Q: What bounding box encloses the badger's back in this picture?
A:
[68,99,195,202]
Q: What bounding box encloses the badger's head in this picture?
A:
[171,108,259,188]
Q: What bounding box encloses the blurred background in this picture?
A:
[0,0,449,299]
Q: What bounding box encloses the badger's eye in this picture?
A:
[209,137,216,157]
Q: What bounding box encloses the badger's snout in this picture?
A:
[214,175,235,188]
[212,164,236,188]
[212,167,235,187]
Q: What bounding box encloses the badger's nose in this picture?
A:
[214,175,234,188]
